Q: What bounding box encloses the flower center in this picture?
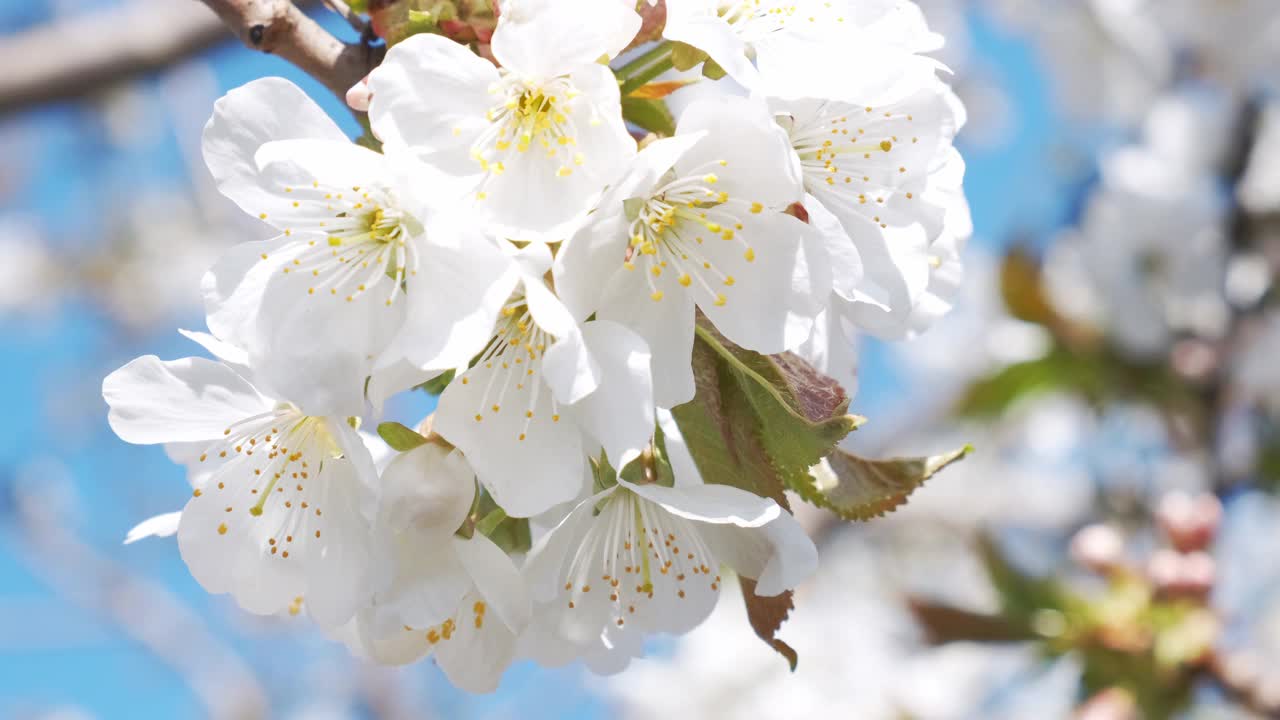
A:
[718,0,841,44]
[464,294,561,441]
[558,490,720,629]
[786,103,913,228]
[622,160,758,306]
[269,181,419,306]
[470,75,588,195]
[195,405,344,556]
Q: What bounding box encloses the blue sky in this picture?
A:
[0,4,1081,717]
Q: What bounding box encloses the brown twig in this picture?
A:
[0,2,229,116]
[0,0,379,117]
[321,0,372,37]
[198,0,383,103]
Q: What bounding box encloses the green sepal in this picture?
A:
[418,369,455,396]
[670,41,707,71]
[376,421,427,452]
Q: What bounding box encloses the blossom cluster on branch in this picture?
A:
[102,0,968,692]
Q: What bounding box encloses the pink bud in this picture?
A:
[346,76,372,113]
[1156,491,1222,552]
[1070,524,1126,574]
[1075,688,1138,720]
[1147,548,1215,599]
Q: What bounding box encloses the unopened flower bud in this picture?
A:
[1156,491,1222,552]
[346,75,372,112]
[1147,548,1215,599]
[1070,523,1126,574]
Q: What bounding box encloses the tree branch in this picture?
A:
[198,0,383,102]
[0,3,229,116]
[0,0,381,117]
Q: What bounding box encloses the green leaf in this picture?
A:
[473,489,531,554]
[621,96,677,137]
[376,421,427,452]
[977,533,1070,628]
[956,348,1105,418]
[794,445,972,521]
[418,368,455,396]
[672,322,861,668]
[672,322,862,507]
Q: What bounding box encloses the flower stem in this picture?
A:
[616,40,675,96]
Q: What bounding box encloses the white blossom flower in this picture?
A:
[554,95,824,408]
[434,243,655,518]
[367,0,639,239]
[989,0,1171,124]
[1154,0,1280,93]
[345,442,530,693]
[103,353,379,628]
[520,468,818,674]
[769,76,970,340]
[201,77,516,418]
[663,0,942,96]
[1043,147,1229,358]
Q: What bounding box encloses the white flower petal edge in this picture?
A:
[434,247,655,518]
[348,444,529,693]
[521,466,817,673]
[103,355,378,628]
[494,0,641,78]
[368,27,635,239]
[772,77,969,339]
[123,511,183,545]
[664,0,943,97]
[555,95,822,408]
[202,77,514,417]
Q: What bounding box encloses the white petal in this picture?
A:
[371,529,473,635]
[202,78,348,224]
[522,261,579,342]
[597,265,698,408]
[396,231,521,370]
[692,209,820,354]
[662,8,759,89]
[103,356,273,444]
[554,211,631,322]
[454,533,531,635]
[299,457,377,628]
[700,508,818,596]
[675,95,803,209]
[475,64,634,239]
[655,407,703,488]
[564,321,654,470]
[367,34,497,156]
[435,365,586,518]
[493,0,641,77]
[623,480,781,528]
[123,511,182,544]
[202,235,406,417]
[435,590,520,693]
[541,328,601,406]
[177,329,249,368]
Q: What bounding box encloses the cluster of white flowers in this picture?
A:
[102,0,966,692]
